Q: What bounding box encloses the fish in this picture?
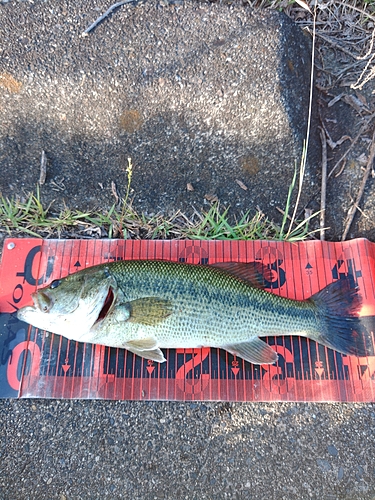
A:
[16,259,371,365]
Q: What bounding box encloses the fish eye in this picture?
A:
[50,279,61,289]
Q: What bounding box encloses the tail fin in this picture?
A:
[311,278,374,357]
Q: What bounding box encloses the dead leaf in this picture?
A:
[356,93,368,107]
[186,183,194,192]
[357,153,368,166]
[235,179,248,191]
[204,194,218,203]
[0,73,22,93]
[343,94,367,114]
[111,181,119,204]
[304,208,313,219]
[294,10,308,21]
[293,0,311,14]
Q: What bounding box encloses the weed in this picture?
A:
[0,191,316,242]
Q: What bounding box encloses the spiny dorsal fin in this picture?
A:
[127,297,173,326]
[211,261,273,289]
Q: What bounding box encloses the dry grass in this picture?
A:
[263,0,375,91]
[248,0,375,241]
[3,1,375,242]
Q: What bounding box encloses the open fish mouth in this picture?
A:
[94,287,116,324]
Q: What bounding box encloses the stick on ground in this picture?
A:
[319,128,327,241]
[39,150,47,186]
[342,127,375,241]
[82,0,136,36]
[328,112,375,179]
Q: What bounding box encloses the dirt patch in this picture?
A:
[119,110,144,133]
[0,73,22,93]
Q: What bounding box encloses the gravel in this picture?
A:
[1,400,375,499]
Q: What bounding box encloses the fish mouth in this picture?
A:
[31,291,53,313]
[94,286,115,324]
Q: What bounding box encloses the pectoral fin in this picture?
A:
[125,338,166,363]
[223,338,278,365]
[126,297,173,326]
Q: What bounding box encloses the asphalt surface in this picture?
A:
[2,399,375,499]
[0,0,319,224]
[1,1,375,499]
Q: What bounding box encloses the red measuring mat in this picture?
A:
[1,238,375,401]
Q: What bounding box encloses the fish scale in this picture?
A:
[18,259,369,365]
[81,261,325,359]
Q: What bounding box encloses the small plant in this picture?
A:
[185,204,276,240]
[0,191,316,242]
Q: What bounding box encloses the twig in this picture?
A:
[335,158,347,178]
[337,1,375,23]
[82,0,136,36]
[39,151,47,186]
[111,181,120,205]
[327,93,345,108]
[285,3,316,239]
[315,32,359,60]
[319,128,327,241]
[328,112,375,179]
[341,127,375,241]
[276,206,292,221]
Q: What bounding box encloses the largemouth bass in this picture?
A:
[17,260,370,364]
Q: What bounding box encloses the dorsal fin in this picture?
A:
[211,261,273,289]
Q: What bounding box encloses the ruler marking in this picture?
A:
[3,238,375,401]
[17,240,47,397]
[114,348,119,400]
[18,325,33,397]
[366,240,375,297]
[363,239,373,300]
[52,334,63,397]
[325,243,348,399]
[80,342,86,398]
[369,331,375,401]
[71,340,78,399]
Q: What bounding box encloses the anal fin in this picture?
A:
[223,338,278,365]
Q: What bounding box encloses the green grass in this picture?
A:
[0,188,317,242]
[0,0,326,244]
